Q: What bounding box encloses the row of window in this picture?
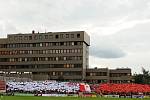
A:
[110,80,130,83]
[110,73,130,77]
[86,80,107,84]
[0,41,83,48]
[0,49,82,55]
[0,56,82,62]
[33,71,82,76]
[0,64,82,69]
[86,73,130,77]
[0,71,82,76]
[86,72,107,76]
[8,33,81,41]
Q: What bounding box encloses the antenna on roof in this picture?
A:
[32,30,35,34]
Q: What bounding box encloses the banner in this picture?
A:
[79,83,91,92]
[104,95,119,98]
[41,94,78,97]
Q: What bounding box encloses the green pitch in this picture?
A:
[1,96,150,100]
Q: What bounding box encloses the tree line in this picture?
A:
[133,68,150,84]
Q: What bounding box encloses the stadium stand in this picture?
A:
[94,83,150,95]
[4,81,150,98]
[0,80,6,93]
[6,81,91,94]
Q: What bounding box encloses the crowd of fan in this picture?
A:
[6,81,80,94]
[4,81,150,98]
[93,83,150,96]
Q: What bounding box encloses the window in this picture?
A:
[39,50,43,54]
[66,64,69,68]
[24,36,28,40]
[19,36,23,40]
[60,42,64,46]
[8,36,13,41]
[25,58,27,62]
[29,36,32,40]
[52,42,56,46]
[40,43,42,47]
[67,50,70,53]
[61,50,63,53]
[34,35,38,40]
[55,35,59,39]
[55,35,58,39]
[75,49,78,53]
[19,58,22,62]
[30,44,33,47]
[64,42,66,46]
[77,42,82,45]
[78,49,81,53]
[39,35,42,39]
[14,36,18,40]
[71,64,74,68]
[71,34,74,38]
[56,57,58,61]
[66,34,69,38]
[45,57,48,61]
[53,72,55,76]
[49,35,53,39]
[43,50,46,54]
[71,42,74,46]
[49,50,52,54]
[44,35,48,39]
[74,42,77,45]
[36,43,40,47]
[77,34,80,38]
[56,50,58,53]
[45,50,48,54]
[29,50,32,54]
[48,43,52,46]
[60,34,64,38]
[66,42,70,46]
[45,43,48,47]
[64,50,66,53]
[72,49,74,53]
[52,50,55,53]
[56,42,60,46]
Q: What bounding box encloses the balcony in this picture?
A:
[109,76,132,80]
[0,68,82,72]
[86,76,108,80]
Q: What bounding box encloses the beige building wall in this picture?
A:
[0,31,90,80]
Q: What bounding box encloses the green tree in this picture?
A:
[134,74,143,84]
[142,68,150,84]
[133,68,150,84]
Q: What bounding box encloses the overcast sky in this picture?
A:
[0,0,150,73]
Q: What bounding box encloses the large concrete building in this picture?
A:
[0,31,90,81]
[86,68,132,83]
[0,31,132,83]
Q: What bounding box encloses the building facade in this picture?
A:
[0,31,90,80]
[86,68,132,83]
[0,31,132,83]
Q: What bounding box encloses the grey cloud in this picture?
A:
[90,36,126,59]
[1,0,150,72]
[90,46,126,59]
[1,0,150,34]
[108,21,150,52]
[64,0,150,25]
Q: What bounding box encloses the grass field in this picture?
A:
[0,96,150,100]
